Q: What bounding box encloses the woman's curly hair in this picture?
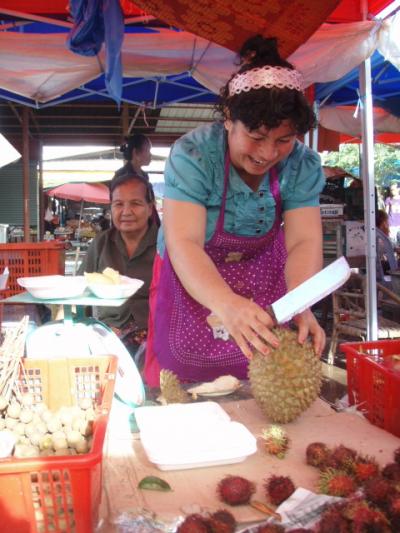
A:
[215,35,316,134]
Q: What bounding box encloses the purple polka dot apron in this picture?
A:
[153,154,287,382]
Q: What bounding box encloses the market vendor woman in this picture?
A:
[79,173,157,354]
[144,35,326,386]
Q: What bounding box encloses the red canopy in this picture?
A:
[46,183,110,204]
[0,0,394,56]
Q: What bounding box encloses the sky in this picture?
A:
[0,134,20,167]
[42,145,171,160]
[42,145,170,187]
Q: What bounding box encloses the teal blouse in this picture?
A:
[158,122,325,254]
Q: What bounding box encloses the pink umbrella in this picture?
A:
[46,183,110,274]
[46,182,110,204]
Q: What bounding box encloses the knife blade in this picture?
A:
[268,256,351,324]
[208,256,351,340]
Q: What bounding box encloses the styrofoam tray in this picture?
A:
[135,402,257,470]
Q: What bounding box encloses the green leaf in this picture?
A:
[138,476,172,492]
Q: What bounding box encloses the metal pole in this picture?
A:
[22,106,30,242]
[311,100,319,153]
[38,140,44,240]
[359,57,378,340]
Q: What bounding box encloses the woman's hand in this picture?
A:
[214,294,279,359]
[293,308,326,357]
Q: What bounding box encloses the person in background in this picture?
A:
[117,133,152,180]
[96,209,111,232]
[144,35,326,386]
[115,133,160,226]
[385,181,400,245]
[79,173,158,356]
[376,209,398,281]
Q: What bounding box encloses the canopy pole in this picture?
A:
[22,106,30,242]
[359,57,378,341]
[38,140,44,240]
[73,201,84,276]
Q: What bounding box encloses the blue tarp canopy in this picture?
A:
[316,50,400,118]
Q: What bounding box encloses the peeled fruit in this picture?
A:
[248,328,322,423]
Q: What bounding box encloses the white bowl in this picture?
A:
[17,275,87,300]
[87,275,144,299]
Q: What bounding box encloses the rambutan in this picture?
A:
[352,456,380,483]
[261,425,290,459]
[255,525,285,533]
[347,503,390,532]
[264,475,295,506]
[387,492,400,531]
[177,513,212,533]
[363,476,392,506]
[305,442,331,469]
[208,510,236,533]
[329,444,357,471]
[286,529,313,532]
[318,468,357,497]
[394,446,400,465]
[217,475,255,506]
[317,503,350,532]
[381,462,400,482]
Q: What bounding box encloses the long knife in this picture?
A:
[208,256,351,340]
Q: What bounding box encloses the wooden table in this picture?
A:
[98,396,400,532]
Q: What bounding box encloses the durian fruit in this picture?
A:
[159,369,190,404]
[248,328,322,423]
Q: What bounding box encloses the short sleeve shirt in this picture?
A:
[158,122,325,254]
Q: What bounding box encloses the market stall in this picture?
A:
[98,393,400,531]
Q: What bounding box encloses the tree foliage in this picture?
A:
[321,143,400,190]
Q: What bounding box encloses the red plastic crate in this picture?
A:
[0,355,117,533]
[341,340,400,437]
[0,242,65,298]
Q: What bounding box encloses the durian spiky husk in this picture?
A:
[159,369,190,404]
[248,328,322,423]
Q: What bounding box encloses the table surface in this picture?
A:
[0,290,128,307]
[98,395,400,532]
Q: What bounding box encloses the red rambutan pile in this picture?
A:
[381,462,400,482]
[255,525,285,533]
[387,492,400,530]
[394,446,400,465]
[286,529,313,532]
[208,510,236,533]
[217,475,255,506]
[318,468,357,497]
[264,475,296,506]
[363,476,392,506]
[317,503,350,533]
[305,442,331,469]
[344,502,390,532]
[177,513,212,533]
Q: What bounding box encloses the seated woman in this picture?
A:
[79,173,158,356]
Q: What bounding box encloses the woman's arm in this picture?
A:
[283,206,325,355]
[163,198,279,358]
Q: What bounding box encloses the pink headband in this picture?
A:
[228,66,303,96]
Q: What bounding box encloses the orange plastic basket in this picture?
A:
[0,355,117,533]
[0,242,65,298]
[341,340,400,437]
